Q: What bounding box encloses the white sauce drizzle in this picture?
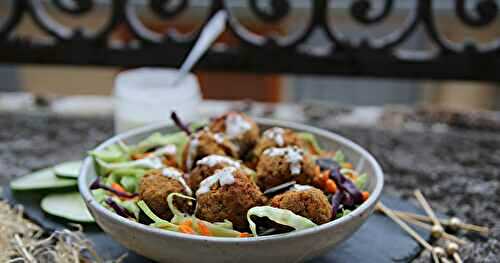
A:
[161,167,193,196]
[185,133,200,170]
[151,144,176,157]
[263,127,285,146]
[213,133,225,144]
[290,184,313,192]
[225,113,251,139]
[196,155,241,168]
[263,147,304,175]
[196,167,237,196]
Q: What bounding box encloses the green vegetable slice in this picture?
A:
[89,144,128,163]
[247,206,317,236]
[354,173,368,190]
[137,200,178,230]
[96,157,163,175]
[41,192,94,223]
[298,132,323,154]
[10,168,77,191]
[53,160,82,179]
[334,150,346,163]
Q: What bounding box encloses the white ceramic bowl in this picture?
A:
[79,118,384,263]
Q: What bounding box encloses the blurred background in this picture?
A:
[0,0,499,110]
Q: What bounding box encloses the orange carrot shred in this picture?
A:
[239,232,252,238]
[342,162,353,169]
[179,225,195,234]
[197,222,212,236]
[362,191,370,201]
[111,183,126,193]
[325,179,337,193]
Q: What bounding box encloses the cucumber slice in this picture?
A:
[54,161,82,179]
[41,192,95,223]
[10,168,77,191]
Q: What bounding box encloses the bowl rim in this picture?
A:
[79,118,384,243]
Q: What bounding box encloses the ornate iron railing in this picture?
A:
[0,0,499,81]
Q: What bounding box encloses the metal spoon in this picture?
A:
[170,10,227,86]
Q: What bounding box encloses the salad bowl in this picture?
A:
[79,118,384,263]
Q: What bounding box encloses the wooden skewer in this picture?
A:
[377,202,440,263]
[446,242,463,263]
[414,189,445,238]
[397,214,467,245]
[386,210,489,235]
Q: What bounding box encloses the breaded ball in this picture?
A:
[255,147,317,191]
[182,128,238,171]
[270,187,332,225]
[188,155,242,192]
[249,127,303,167]
[138,169,193,220]
[209,112,259,157]
[195,167,265,231]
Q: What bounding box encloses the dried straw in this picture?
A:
[0,201,125,263]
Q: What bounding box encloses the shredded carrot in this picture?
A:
[179,220,194,234]
[342,162,353,169]
[325,179,337,193]
[362,191,370,201]
[321,170,330,183]
[239,232,252,238]
[163,158,177,167]
[132,152,152,160]
[111,183,126,193]
[197,222,212,236]
[179,225,195,234]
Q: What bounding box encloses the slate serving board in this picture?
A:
[3,186,429,263]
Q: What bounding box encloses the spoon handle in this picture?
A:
[172,11,227,86]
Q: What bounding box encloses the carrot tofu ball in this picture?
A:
[255,146,317,191]
[188,155,242,192]
[209,112,259,157]
[138,167,193,220]
[252,127,303,158]
[269,186,332,225]
[182,128,238,171]
[195,167,265,231]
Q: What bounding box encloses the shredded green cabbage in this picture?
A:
[354,173,368,190]
[89,144,128,163]
[247,206,317,236]
[334,150,346,163]
[130,132,188,163]
[298,132,323,154]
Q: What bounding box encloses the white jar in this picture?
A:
[114,68,202,133]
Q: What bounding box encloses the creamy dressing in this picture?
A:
[161,167,193,196]
[290,184,313,192]
[263,127,285,146]
[196,167,237,196]
[151,144,176,157]
[185,132,201,170]
[225,113,251,139]
[213,133,225,144]
[196,155,241,168]
[263,147,304,175]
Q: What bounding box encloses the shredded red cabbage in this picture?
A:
[90,178,138,198]
[105,198,135,219]
[170,111,192,136]
[330,191,344,219]
[316,158,364,205]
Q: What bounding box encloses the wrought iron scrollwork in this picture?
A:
[0,0,498,81]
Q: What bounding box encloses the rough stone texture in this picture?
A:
[1,111,499,262]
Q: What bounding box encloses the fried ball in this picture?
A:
[255,146,317,191]
[195,167,265,231]
[138,169,193,220]
[188,155,242,192]
[248,127,303,167]
[182,128,238,171]
[269,187,332,225]
[209,112,259,157]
